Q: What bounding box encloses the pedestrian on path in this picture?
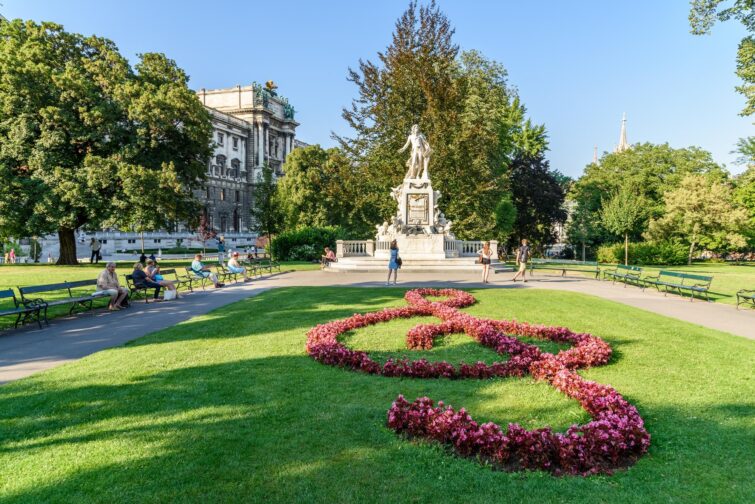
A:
[478,241,493,283]
[90,238,102,264]
[511,239,530,282]
[217,236,226,266]
[386,240,400,285]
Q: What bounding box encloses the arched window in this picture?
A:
[233,209,240,232]
[231,159,241,179]
[216,155,227,177]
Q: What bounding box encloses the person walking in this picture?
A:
[511,239,531,282]
[477,241,493,284]
[90,238,102,264]
[8,248,15,264]
[217,236,226,266]
[386,239,400,285]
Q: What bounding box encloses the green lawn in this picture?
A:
[0,287,752,503]
[0,262,319,330]
[528,262,755,306]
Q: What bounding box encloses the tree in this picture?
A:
[493,195,517,248]
[0,20,212,264]
[250,165,283,248]
[336,2,545,240]
[690,0,755,117]
[733,166,755,247]
[195,214,216,255]
[566,201,602,261]
[735,136,755,167]
[646,174,748,264]
[600,186,648,265]
[509,152,567,251]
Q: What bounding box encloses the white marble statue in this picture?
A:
[398,124,431,180]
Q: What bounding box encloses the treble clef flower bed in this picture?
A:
[305,289,650,476]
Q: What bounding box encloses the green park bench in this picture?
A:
[736,289,755,310]
[602,264,643,287]
[642,270,714,302]
[184,266,212,290]
[159,268,194,292]
[528,259,601,279]
[19,280,110,325]
[252,257,281,275]
[124,274,161,304]
[0,288,42,329]
[215,264,238,284]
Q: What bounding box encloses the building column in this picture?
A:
[263,124,268,165]
[257,122,264,167]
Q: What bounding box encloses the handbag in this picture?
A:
[476,256,482,264]
[396,257,403,267]
[163,289,177,301]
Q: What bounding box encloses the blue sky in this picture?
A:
[2,0,752,176]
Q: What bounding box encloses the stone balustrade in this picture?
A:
[337,238,497,259]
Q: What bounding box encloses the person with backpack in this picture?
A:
[511,239,530,282]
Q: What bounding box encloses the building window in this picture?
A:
[220,189,226,201]
[101,240,107,244]
[216,155,226,177]
[154,239,161,244]
[127,239,136,244]
[217,132,224,145]
[232,137,239,150]
[231,159,240,178]
[235,190,240,203]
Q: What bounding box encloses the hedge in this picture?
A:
[270,227,348,261]
[597,241,688,265]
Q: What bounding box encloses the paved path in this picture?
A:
[1,270,753,384]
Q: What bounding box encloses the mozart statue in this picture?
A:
[398,124,432,180]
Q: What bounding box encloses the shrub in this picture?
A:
[270,226,348,261]
[597,241,688,265]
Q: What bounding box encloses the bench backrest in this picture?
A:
[617,264,642,273]
[0,288,19,308]
[160,268,176,275]
[66,279,98,289]
[531,259,598,266]
[185,266,204,277]
[660,270,713,285]
[19,283,71,298]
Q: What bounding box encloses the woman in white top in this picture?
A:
[477,241,493,284]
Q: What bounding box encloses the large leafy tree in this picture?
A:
[733,166,755,246]
[336,1,545,240]
[509,152,567,251]
[569,143,725,247]
[690,0,755,117]
[646,174,748,263]
[0,20,212,264]
[600,186,648,265]
[250,165,283,246]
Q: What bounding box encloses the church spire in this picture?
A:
[615,112,629,153]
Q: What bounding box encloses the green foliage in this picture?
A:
[601,186,647,237]
[509,152,566,248]
[269,226,347,261]
[0,20,212,263]
[596,241,689,265]
[690,0,755,117]
[336,2,546,240]
[646,174,749,263]
[249,165,283,241]
[733,165,755,246]
[493,195,517,243]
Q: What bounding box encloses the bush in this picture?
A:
[597,241,688,265]
[270,226,348,261]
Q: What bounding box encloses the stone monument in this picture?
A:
[375,125,457,259]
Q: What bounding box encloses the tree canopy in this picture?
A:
[0,20,212,263]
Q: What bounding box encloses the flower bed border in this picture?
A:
[306,288,649,475]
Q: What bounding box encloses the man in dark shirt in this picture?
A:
[512,239,530,282]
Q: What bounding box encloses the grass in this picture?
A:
[528,261,755,306]
[0,287,753,503]
[0,262,319,330]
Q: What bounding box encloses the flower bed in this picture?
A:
[306,288,649,475]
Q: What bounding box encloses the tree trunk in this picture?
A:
[688,240,696,265]
[581,242,586,262]
[56,227,78,265]
[624,233,629,266]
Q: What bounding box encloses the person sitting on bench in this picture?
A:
[132,262,163,300]
[321,247,337,269]
[96,262,129,310]
[228,252,252,282]
[145,259,177,294]
[191,254,224,288]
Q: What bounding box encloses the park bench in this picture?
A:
[184,266,212,290]
[252,257,281,275]
[528,259,601,279]
[642,270,714,302]
[0,288,42,329]
[124,274,161,304]
[215,264,238,284]
[19,280,110,325]
[736,289,755,310]
[159,268,193,292]
[602,264,643,287]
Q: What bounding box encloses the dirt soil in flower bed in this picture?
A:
[0,287,752,503]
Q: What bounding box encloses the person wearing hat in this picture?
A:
[227,251,251,282]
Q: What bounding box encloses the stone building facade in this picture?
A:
[196,83,301,233]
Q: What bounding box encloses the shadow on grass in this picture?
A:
[0,354,752,502]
